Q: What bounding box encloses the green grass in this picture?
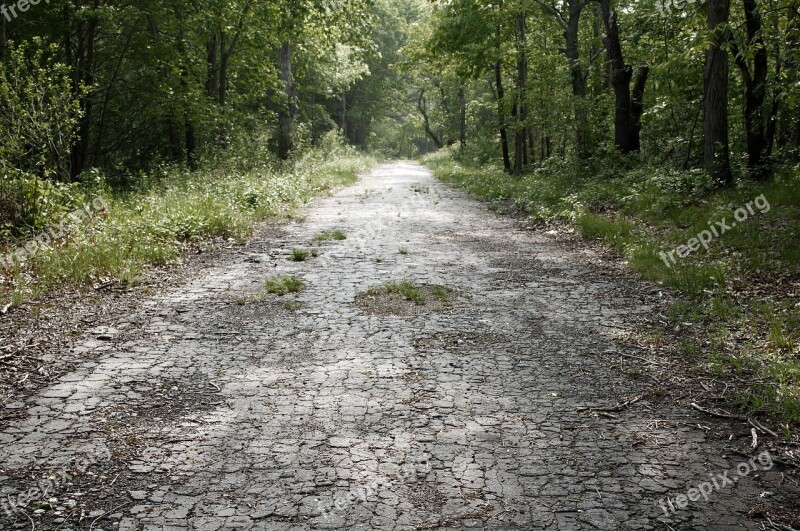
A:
[399,247,409,255]
[430,285,453,302]
[314,229,347,241]
[386,281,426,304]
[0,144,375,305]
[367,281,426,305]
[291,249,311,262]
[264,275,304,296]
[423,148,800,429]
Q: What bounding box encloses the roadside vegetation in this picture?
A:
[424,148,800,429]
[0,137,374,307]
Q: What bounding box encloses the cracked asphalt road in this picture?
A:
[1,161,798,530]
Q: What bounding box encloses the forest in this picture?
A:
[1,0,799,426]
[2,0,800,528]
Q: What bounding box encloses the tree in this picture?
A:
[534,0,593,158]
[730,0,771,179]
[704,0,733,186]
[513,11,528,174]
[598,0,649,154]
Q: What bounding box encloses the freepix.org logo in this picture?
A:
[1,0,49,23]
[659,451,774,517]
[655,0,698,17]
[658,194,770,268]
[0,197,109,271]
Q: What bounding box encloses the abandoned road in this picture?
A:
[1,162,796,530]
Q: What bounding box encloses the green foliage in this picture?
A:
[1,135,375,303]
[291,249,311,262]
[315,230,347,241]
[264,275,305,296]
[0,41,86,236]
[0,40,82,183]
[368,281,427,305]
[426,149,800,426]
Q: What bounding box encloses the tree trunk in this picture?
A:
[356,117,368,149]
[174,20,198,169]
[599,0,648,154]
[67,9,99,180]
[495,52,512,172]
[217,2,250,107]
[185,117,197,170]
[341,89,347,137]
[206,31,219,99]
[513,12,528,175]
[277,42,296,160]
[788,6,800,161]
[218,31,229,107]
[630,66,649,153]
[565,0,591,159]
[730,0,770,179]
[592,3,610,92]
[527,127,536,164]
[1,12,6,61]
[166,119,183,161]
[458,87,467,149]
[704,0,733,186]
[418,88,443,149]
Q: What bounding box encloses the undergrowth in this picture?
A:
[423,147,800,430]
[0,133,375,304]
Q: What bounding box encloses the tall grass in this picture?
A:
[1,138,375,303]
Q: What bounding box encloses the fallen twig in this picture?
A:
[89,503,127,530]
[617,352,658,365]
[690,402,745,420]
[765,516,800,531]
[749,417,780,438]
[729,448,800,470]
[578,394,644,414]
[414,504,494,530]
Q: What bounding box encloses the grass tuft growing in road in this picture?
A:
[314,230,347,241]
[384,281,426,305]
[264,275,304,296]
[291,249,311,262]
[358,281,455,315]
